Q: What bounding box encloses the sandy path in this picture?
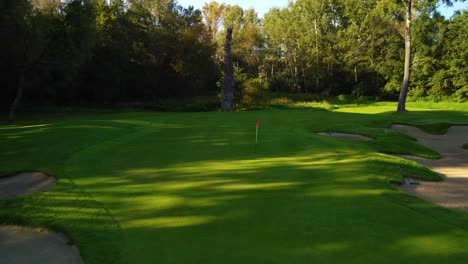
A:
[1,173,83,263]
[0,226,83,264]
[0,172,55,199]
[317,132,372,141]
[391,125,468,212]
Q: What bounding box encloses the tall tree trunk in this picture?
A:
[222,27,234,112]
[354,66,358,84]
[9,73,25,122]
[397,0,412,112]
[313,18,320,92]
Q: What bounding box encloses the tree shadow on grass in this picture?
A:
[74,154,468,263]
[0,179,126,264]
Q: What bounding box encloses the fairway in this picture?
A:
[1,103,468,263]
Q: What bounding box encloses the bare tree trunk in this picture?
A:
[313,18,320,92]
[354,66,358,83]
[397,0,412,112]
[9,73,25,122]
[222,27,234,112]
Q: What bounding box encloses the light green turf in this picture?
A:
[1,102,468,264]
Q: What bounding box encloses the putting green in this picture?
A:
[1,103,468,264]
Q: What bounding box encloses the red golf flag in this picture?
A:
[256,119,260,128]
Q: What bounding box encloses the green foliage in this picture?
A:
[463,143,468,149]
[202,1,226,41]
[439,10,468,102]
[1,0,467,113]
[1,0,218,110]
[337,94,353,101]
[240,79,268,109]
[260,0,407,96]
[215,5,264,78]
[407,7,468,103]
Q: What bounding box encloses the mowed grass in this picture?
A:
[1,102,468,263]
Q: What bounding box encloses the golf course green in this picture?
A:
[1,102,468,263]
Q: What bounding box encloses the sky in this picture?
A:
[177,0,468,19]
[177,0,290,17]
[440,1,468,18]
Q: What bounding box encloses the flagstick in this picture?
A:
[255,119,260,154]
[256,125,258,144]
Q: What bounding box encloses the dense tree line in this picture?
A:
[203,0,466,106]
[259,0,466,102]
[1,0,467,118]
[1,0,218,119]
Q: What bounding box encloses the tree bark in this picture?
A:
[397,0,412,112]
[9,73,25,122]
[314,18,320,92]
[221,27,234,112]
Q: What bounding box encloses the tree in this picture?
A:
[2,0,63,121]
[338,0,383,95]
[202,1,225,41]
[410,3,446,99]
[396,0,465,112]
[396,0,413,112]
[1,0,29,121]
[431,10,468,101]
[0,0,220,114]
[263,7,297,91]
[221,27,234,111]
[263,0,345,93]
[127,0,175,25]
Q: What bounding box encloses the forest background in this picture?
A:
[1,0,467,115]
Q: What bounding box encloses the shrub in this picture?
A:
[269,97,293,106]
[337,94,352,101]
[240,79,268,109]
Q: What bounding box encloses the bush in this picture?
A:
[337,94,353,101]
[269,97,294,106]
[240,79,268,109]
[383,79,401,94]
[452,87,468,102]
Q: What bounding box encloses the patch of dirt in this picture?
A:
[391,125,468,212]
[317,132,372,141]
[0,225,83,264]
[0,172,56,199]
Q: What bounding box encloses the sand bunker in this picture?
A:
[391,125,468,212]
[317,132,372,141]
[0,225,83,264]
[0,173,82,263]
[0,172,56,199]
